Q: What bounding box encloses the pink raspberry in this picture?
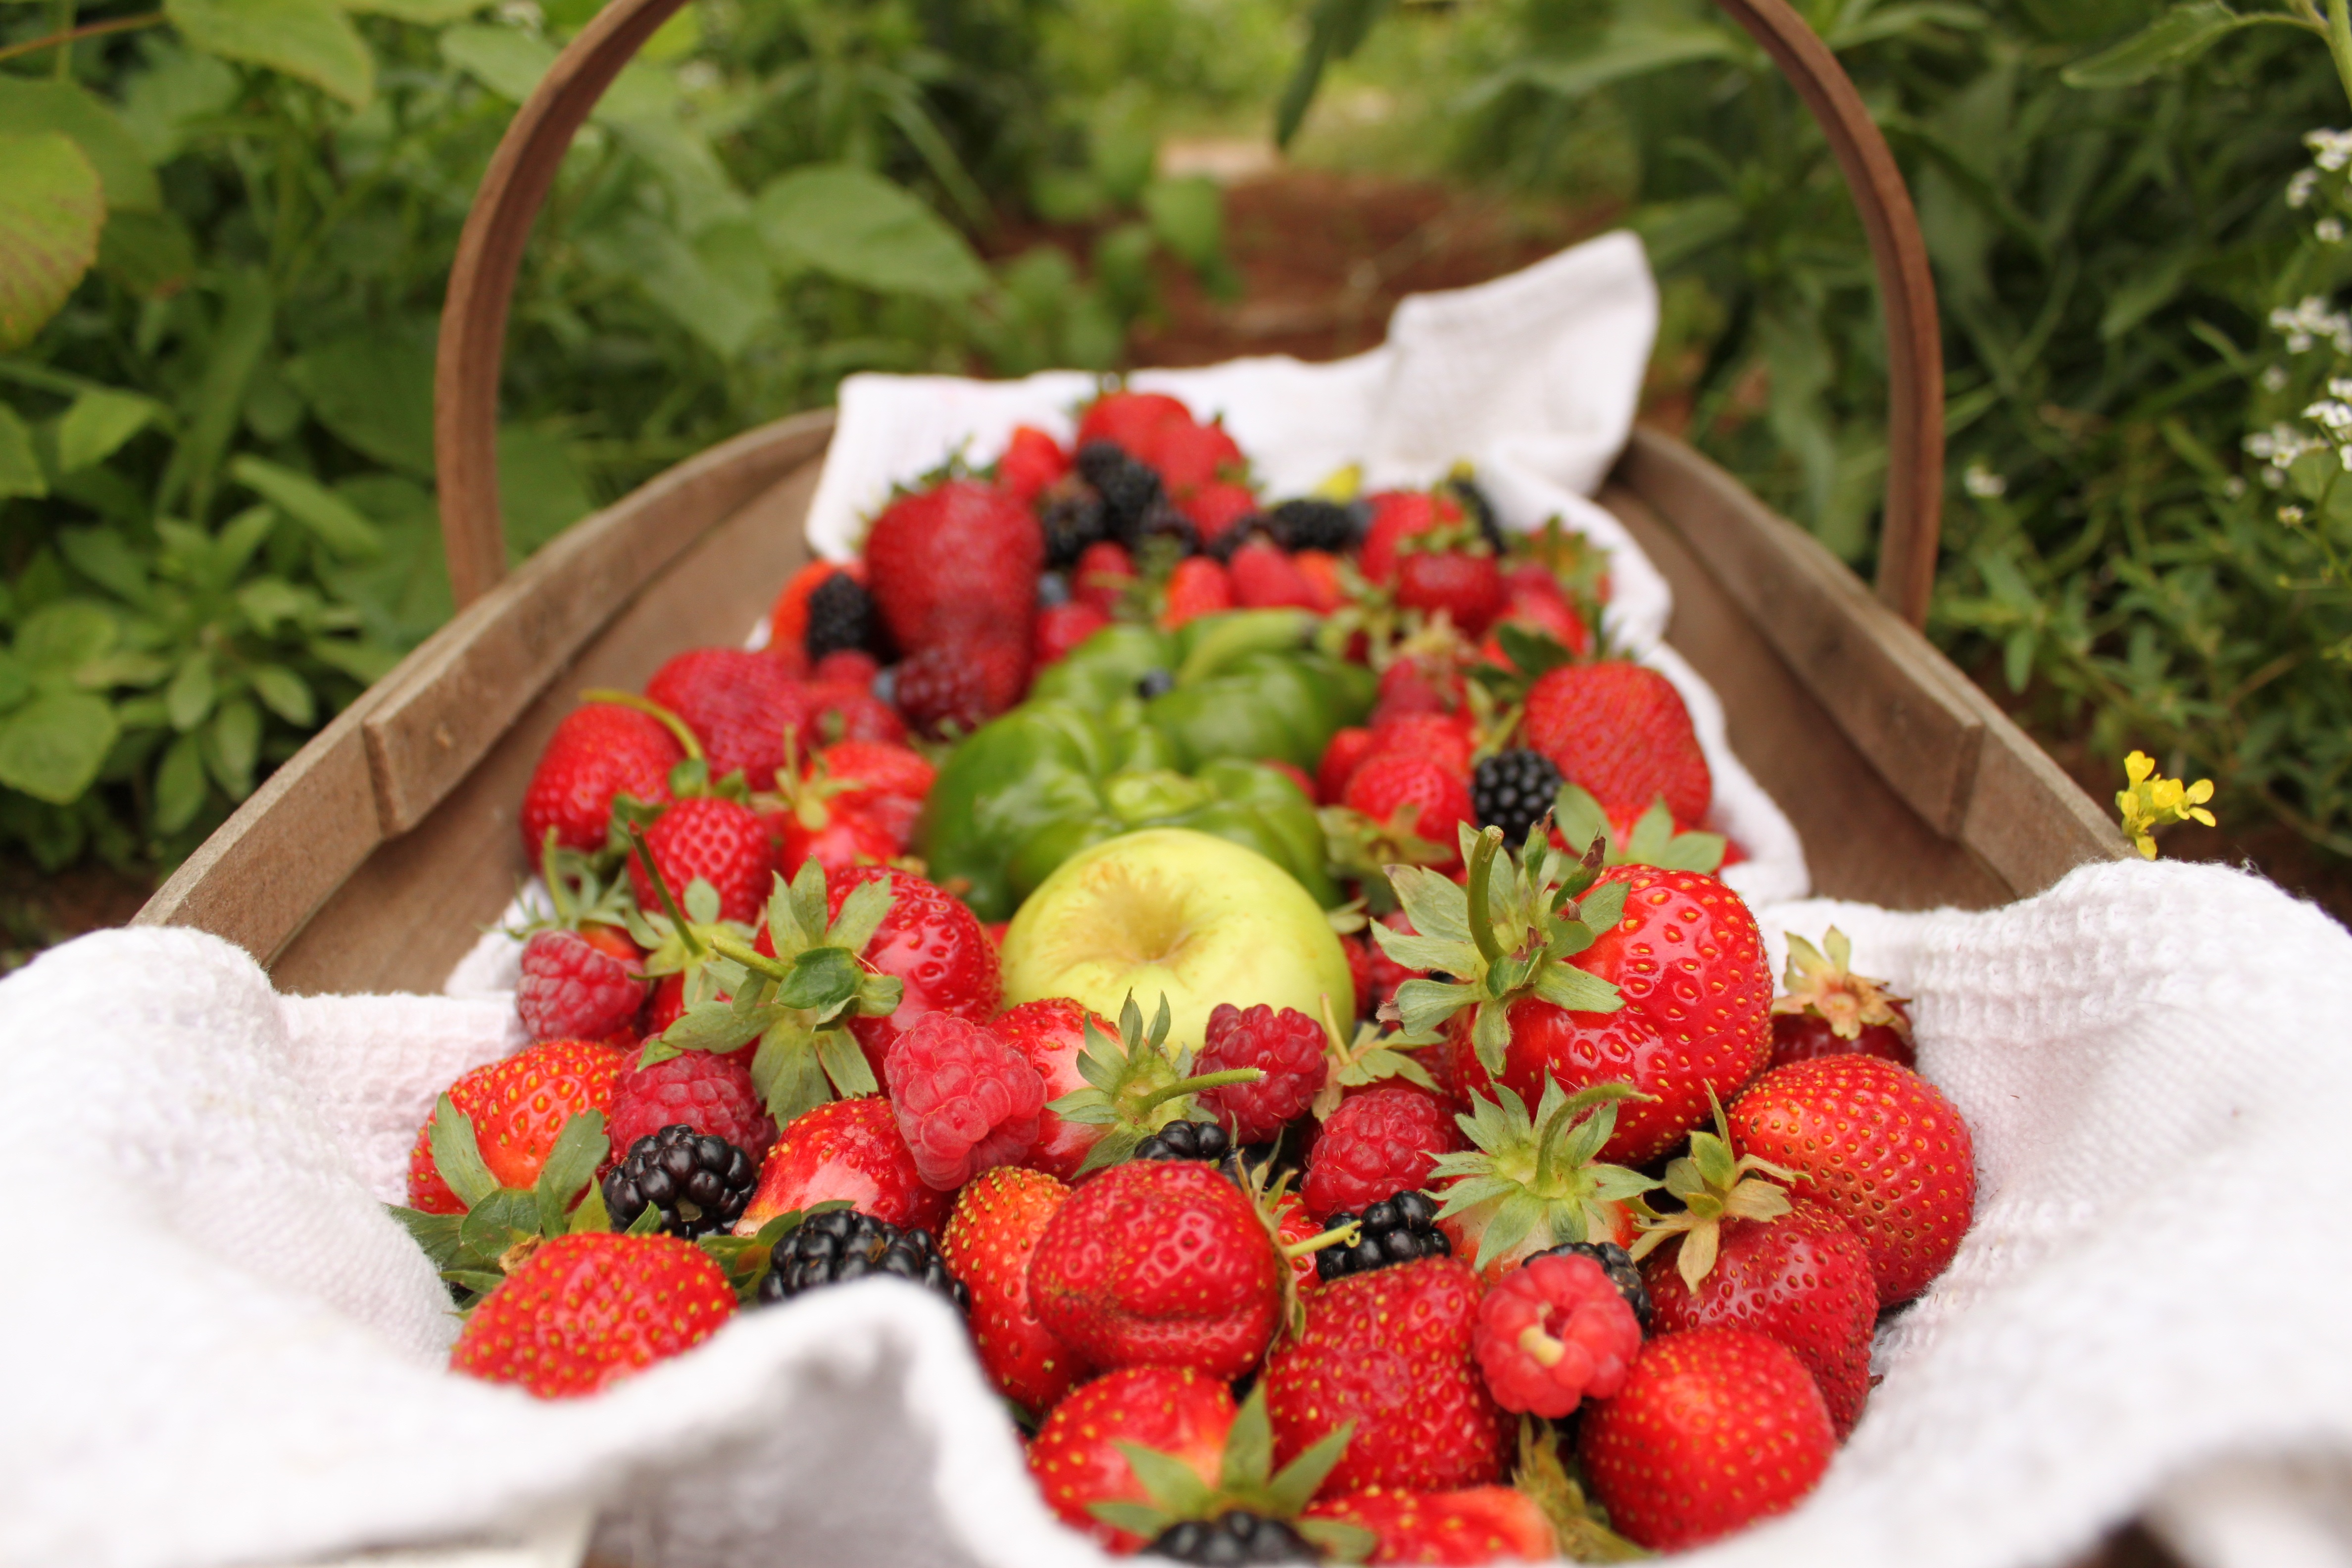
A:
[883,1013,1046,1190]
[516,930,645,1042]
[1474,1251,1642,1418]
[1302,1085,1462,1218]
[1195,1003,1328,1144]
[608,1050,780,1165]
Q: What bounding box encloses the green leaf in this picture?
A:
[207,694,260,797]
[344,0,486,20]
[568,1182,612,1234]
[1221,1386,1276,1493]
[0,80,159,215]
[1274,0,1393,146]
[1392,976,1476,1034]
[0,689,117,803]
[755,164,989,299]
[165,652,214,731]
[1115,1442,1218,1517]
[825,873,895,956]
[1575,880,1627,933]
[1468,20,1743,107]
[14,599,116,676]
[54,389,161,475]
[496,426,592,557]
[2060,3,2256,89]
[1086,1502,1172,1540]
[661,999,784,1056]
[386,1204,465,1269]
[1141,176,1225,273]
[1530,964,1622,1016]
[438,22,555,102]
[169,0,375,108]
[0,133,103,353]
[1384,863,1472,944]
[249,664,314,726]
[1267,1419,1355,1515]
[533,1110,608,1237]
[623,1200,665,1237]
[229,455,383,558]
[1297,1518,1378,1563]
[776,945,862,1013]
[428,1094,499,1210]
[285,322,436,476]
[152,730,208,831]
[814,1028,878,1098]
[160,270,272,516]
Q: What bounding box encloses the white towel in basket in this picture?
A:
[6,859,2351,1568]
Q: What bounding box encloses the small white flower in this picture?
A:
[2263,465,2289,489]
[2269,296,2352,354]
[2305,398,2352,430]
[2308,128,2352,172]
[2281,504,2308,524]
[2331,377,2352,399]
[2224,476,2249,499]
[2319,218,2346,244]
[676,61,720,93]
[2291,168,2321,208]
[2264,365,2292,392]
[495,0,542,28]
[1962,460,2008,500]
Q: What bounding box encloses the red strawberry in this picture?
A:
[520,703,682,854]
[894,639,1028,737]
[999,425,1072,503]
[1265,1256,1509,1495]
[1194,1003,1328,1144]
[1578,1328,1834,1551]
[1366,712,1477,777]
[775,800,899,881]
[1138,418,1245,496]
[451,1232,734,1399]
[1317,726,1375,804]
[1034,600,1111,667]
[994,997,1118,1181]
[643,649,801,791]
[517,928,645,1043]
[1472,1250,1642,1418]
[1372,656,1466,722]
[1396,550,1507,638]
[1645,1197,1876,1436]
[865,480,1043,654]
[1426,1081,1646,1278]
[1271,1189,1327,1299]
[811,648,881,688]
[1302,1486,1555,1566]
[1028,1365,1235,1552]
[942,1166,1090,1411]
[1029,1160,1283,1379]
[1074,539,1137,615]
[1161,555,1234,629]
[1480,583,1589,663]
[735,1095,948,1236]
[1293,550,1346,613]
[767,559,867,671]
[406,1038,627,1213]
[1077,390,1195,453]
[1359,491,1466,584]
[1443,862,1772,1167]
[1342,752,1475,869]
[826,866,1001,1080]
[884,1013,1046,1190]
[1769,927,1916,1070]
[607,1049,780,1166]
[1228,541,1321,610]
[1179,481,1261,542]
[1521,661,1712,824]
[801,679,907,748]
[629,796,773,926]
[1303,1085,1464,1220]
[817,739,933,816]
[1728,1054,1976,1307]
[1364,910,1427,1016]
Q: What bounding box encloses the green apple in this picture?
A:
[997,826,1354,1055]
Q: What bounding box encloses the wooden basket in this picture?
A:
[134,0,2128,994]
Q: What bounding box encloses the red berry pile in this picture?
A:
[388,388,1983,1563]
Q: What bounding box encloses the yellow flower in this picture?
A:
[2116,751,2218,859]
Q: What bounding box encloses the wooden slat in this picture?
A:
[267,454,822,995]
[364,412,833,835]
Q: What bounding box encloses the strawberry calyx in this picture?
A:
[386,1099,610,1307]
[517,829,640,944]
[1771,926,1913,1043]
[1089,1384,1374,1562]
[1046,991,1266,1175]
[1320,802,1451,894]
[1511,1417,1642,1563]
[1372,822,1626,1076]
[1627,1091,1799,1291]
[1552,784,1728,875]
[1429,1078,1661,1273]
[1309,992,1440,1122]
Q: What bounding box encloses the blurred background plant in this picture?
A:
[5,0,2350,943]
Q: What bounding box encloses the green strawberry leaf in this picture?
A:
[777,944,861,1014]
[1385,862,1473,944]
[1296,1519,1378,1563]
[826,872,894,954]
[1220,1385,1277,1493]
[814,1028,878,1098]
[1531,965,1621,1016]
[1115,1441,1219,1518]
[623,1200,666,1237]
[1086,1501,1170,1539]
[1263,1418,1353,1516]
[1391,976,1477,1035]
[385,1204,464,1270]
[427,1094,497,1209]
[532,1110,608,1237]
[568,1183,613,1235]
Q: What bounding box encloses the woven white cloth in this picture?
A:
[6,861,2350,1568]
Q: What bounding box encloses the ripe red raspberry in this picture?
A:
[1474,1251,1643,1418]
[1194,1003,1328,1144]
[516,929,646,1042]
[607,1050,780,1165]
[1303,1085,1464,1218]
[895,641,1025,737]
[883,1013,1047,1190]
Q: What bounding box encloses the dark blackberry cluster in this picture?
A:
[1473,748,1565,846]
[601,1125,758,1240]
[1533,1239,1652,1328]
[1077,441,1166,544]
[1039,487,1109,568]
[1317,1189,1452,1281]
[1131,501,1200,558]
[1147,1512,1318,1565]
[758,1209,969,1312]
[1267,497,1365,555]
[1134,1119,1231,1163]
[1441,472,1507,554]
[802,571,885,663]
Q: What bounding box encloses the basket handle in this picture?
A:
[433,0,1944,626]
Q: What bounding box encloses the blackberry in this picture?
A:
[1440,472,1508,554]
[1135,667,1176,700]
[1132,500,1200,558]
[757,1208,969,1312]
[1473,748,1565,846]
[1531,1239,1651,1328]
[1146,1512,1318,1565]
[1077,441,1167,543]
[1134,1119,1231,1163]
[1316,1189,1451,1281]
[1039,489,1108,568]
[803,571,884,663]
[601,1125,758,1240]
[1203,513,1275,563]
[1267,497,1365,554]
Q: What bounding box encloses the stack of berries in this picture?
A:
[391,387,1980,1565]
